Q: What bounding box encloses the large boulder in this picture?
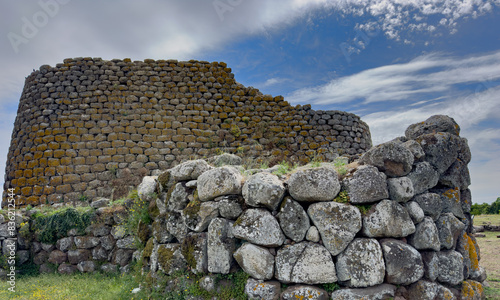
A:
[413,193,442,221]
[336,238,385,288]
[170,159,212,181]
[420,251,440,281]
[232,209,285,247]
[166,182,191,212]
[407,162,439,195]
[408,217,441,251]
[197,166,243,201]
[208,153,242,166]
[137,176,158,202]
[343,165,388,204]
[275,242,337,284]
[165,211,189,242]
[439,159,471,190]
[360,142,414,177]
[416,132,461,174]
[387,177,414,202]
[405,115,460,139]
[242,172,285,211]
[216,195,243,219]
[234,243,274,280]
[380,239,424,285]
[277,197,310,242]
[244,278,280,300]
[403,140,425,160]
[287,166,340,202]
[207,218,235,274]
[362,200,416,238]
[407,280,456,300]
[151,214,174,244]
[432,187,464,219]
[307,201,362,256]
[437,251,464,285]
[330,284,397,300]
[436,213,465,250]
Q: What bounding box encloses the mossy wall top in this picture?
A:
[3,57,372,207]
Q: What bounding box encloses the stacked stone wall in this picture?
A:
[3,57,371,207]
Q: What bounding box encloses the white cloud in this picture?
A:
[287,51,500,105]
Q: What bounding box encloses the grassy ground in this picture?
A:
[474,214,500,299]
[0,272,136,300]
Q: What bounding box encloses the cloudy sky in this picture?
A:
[1,0,499,204]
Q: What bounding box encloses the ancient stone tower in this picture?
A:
[3,58,371,206]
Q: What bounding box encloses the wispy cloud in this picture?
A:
[287,51,500,105]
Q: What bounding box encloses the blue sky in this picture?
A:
[1,0,499,204]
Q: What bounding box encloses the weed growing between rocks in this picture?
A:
[124,190,152,236]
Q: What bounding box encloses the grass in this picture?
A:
[474,214,500,299]
[0,272,136,300]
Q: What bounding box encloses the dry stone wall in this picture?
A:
[3,57,371,207]
[0,115,486,300]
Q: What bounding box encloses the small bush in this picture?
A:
[32,207,94,244]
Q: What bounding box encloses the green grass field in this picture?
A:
[474,214,500,299]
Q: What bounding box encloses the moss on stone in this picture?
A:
[136,220,150,245]
[181,235,198,269]
[157,171,172,191]
[143,237,154,259]
[157,245,175,271]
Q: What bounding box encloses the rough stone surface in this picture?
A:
[305,226,320,243]
[166,182,190,212]
[308,201,362,256]
[277,197,310,242]
[243,172,285,211]
[343,165,389,204]
[58,263,77,275]
[197,166,243,201]
[244,278,280,300]
[413,193,442,221]
[48,250,67,264]
[90,198,110,208]
[154,244,187,275]
[421,251,440,281]
[151,215,174,244]
[417,132,460,174]
[433,187,465,219]
[182,201,219,232]
[56,237,74,252]
[439,159,471,190]
[275,242,337,284]
[360,142,414,177]
[170,159,212,181]
[405,201,425,224]
[281,285,329,300]
[330,284,397,300]
[387,177,414,202]
[380,239,424,285]
[74,236,100,249]
[209,153,242,166]
[436,213,465,250]
[437,250,464,285]
[362,200,416,238]
[408,217,441,251]
[68,249,90,266]
[182,233,208,274]
[232,209,285,247]
[336,238,385,288]
[77,261,96,273]
[116,236,137,250]
[405,115,460,139]
[287,166,340,202]
[234,243,274,280]
[207,218,235,274]
[403,140,425,160]
[165,211,189,242]
[407,162,440,195]
[217,196,243,219]
[137,176,158,202]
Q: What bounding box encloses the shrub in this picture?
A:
[32,207,94,244]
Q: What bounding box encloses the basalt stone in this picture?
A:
[405,201,425,224]
[34,250,49,265]
[380,239,424,285]
[165,211,189,243]
[437,251,464,285]
[362,200,415,238]
[116,235,137,250]
[336,238,385,288]
[68,249,91,264]
[308,201,361,256]
[137,176,158,202]
[330,284,397,300]
[244,278,280,300]
[343,165,388,204]
[287,166,340,202]
[101,263,118,273]
[417,132,461,174]
[58,263,77,275]
[112,249,134,266]
[181,233,208,274]
[403,140,425,160]
[232,209,285,247]
[166,182,191,212]
[182,201,219,232]
[243,172,285,211]
[155,244,187,275]
[151,214,174,244]
[432,187,464,219]
[208,153,242,166]
[56,237,74,252]
[405,115,460,139]
[100,235,116,251]
[407,280,456,300]
[421,251,440,281]
[413,193,442,221]
[111,225,127,240]
[281,285,328,300]
[360,142,414,177]
[217,196,243,219]
[197,166,243,201]
[461,189,472,214]
[387,177,414,202]
[436,213,465,250]
[305,226,320,243]
[234,243,274,280]
[170,159,212,181]
[48,250,67,264]
[277,197,310,242]
[439,159,471,190]
[408,217,440,251]
[407,162,439,195]
[275,242,337,284]
[207,218,235,274]
[77,261,96,273]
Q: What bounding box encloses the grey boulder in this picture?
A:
[234,243,274,280]
[343,165,388,204]
[242,172,285,211]
[407,162,439,195]
[233,209,285,247]
[405,115,460,139]
[362,200,416,238]
[330,284,397,300]
[197,166,243,201]
[360,142,414,177]
[387,177,414,202]
[408,217,441,251]
[277,197,310,242]
[287,166,340,202]
[380,239,424,285]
